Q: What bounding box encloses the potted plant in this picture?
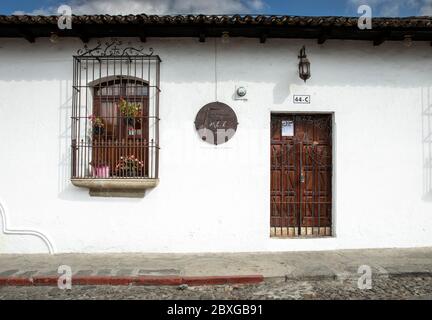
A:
[118,97,141,126]
[88,114,105,135]
[115,155,144,177]
[90,160,110,178]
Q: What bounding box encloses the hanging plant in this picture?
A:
[118,97,141,126]
[88,114,105,135]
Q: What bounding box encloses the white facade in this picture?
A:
[0,37,431,253]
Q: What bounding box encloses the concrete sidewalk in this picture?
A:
[1,247,432,285]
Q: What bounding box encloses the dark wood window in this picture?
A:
[91,78,149,178]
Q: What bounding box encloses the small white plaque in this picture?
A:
[293,95,311,104]
[281,120,294,137]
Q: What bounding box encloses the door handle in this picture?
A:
[300,171,305,183]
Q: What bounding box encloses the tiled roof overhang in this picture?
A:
[0,14,432,44]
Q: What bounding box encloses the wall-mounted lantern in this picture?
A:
[298,46,311,82]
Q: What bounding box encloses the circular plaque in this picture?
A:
[194,102,238,145]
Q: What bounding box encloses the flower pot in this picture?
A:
[92,165,110,178]
[93,126,104,135]
[124,117,135,126]
[118,169,138,177]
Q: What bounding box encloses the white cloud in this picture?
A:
[13,0,266,15]
[419,0,432,15]
[348,0,432,16]
[13,8,55,15]
[380,2,400,16]
[349,0,380,8]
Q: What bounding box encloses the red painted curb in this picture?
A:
[0,275,263,287]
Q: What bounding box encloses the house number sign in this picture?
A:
[194,102,238,145]
[293,95,311,104]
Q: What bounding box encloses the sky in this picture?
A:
[0,0,431,17]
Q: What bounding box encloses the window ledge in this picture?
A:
[71,178,159,198]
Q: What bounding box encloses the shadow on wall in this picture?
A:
[423,88,432,201]
[58,80,72,197]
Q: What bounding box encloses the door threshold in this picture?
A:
[270,227,332,238]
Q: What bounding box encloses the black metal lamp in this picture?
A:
[298,46,311,82]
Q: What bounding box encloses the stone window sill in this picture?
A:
[71,178,159,198]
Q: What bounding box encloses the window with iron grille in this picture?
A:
[71,41,160,187]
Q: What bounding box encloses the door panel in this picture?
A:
[270,114,332,237]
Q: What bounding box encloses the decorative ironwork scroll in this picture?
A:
[77,39,154,57]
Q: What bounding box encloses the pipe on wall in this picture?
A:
[0,201,55,254]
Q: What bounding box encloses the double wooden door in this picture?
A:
[271,114,332,237]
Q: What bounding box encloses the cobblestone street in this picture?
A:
[1,276,431,300]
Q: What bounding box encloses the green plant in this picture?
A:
[88,115,105,134]
[88,114,105,127]
[118,97,141,118]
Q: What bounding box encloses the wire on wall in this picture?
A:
[214,38,218,102]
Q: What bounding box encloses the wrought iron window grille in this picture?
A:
[71,40,161,183]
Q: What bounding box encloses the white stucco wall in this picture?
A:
[0,37,431,253]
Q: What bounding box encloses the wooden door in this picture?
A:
[271,114,332,237]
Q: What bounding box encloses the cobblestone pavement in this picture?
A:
[1,276,432,300]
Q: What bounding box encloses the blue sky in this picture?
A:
[0,0,430,16]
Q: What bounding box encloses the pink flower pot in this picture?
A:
[92,165,110,178]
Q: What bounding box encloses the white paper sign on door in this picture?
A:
[281,120,294,137]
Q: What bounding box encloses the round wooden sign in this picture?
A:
[194,102,238,145]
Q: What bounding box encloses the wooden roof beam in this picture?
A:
[317,28,329,45]
[79,33,90,44]
[19,29,35,43]
[373,31,392,46]
[317,34,327,45]
[199,32,206,43]
[373,37,385,46]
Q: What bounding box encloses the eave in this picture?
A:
[0,14,432,45]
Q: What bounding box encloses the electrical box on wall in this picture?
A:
[234,85,248,101]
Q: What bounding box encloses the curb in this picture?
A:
[0,275,264,287]
[275,271,432,282]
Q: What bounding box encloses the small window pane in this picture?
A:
[100,102,116,126]
[125,84,148,96]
